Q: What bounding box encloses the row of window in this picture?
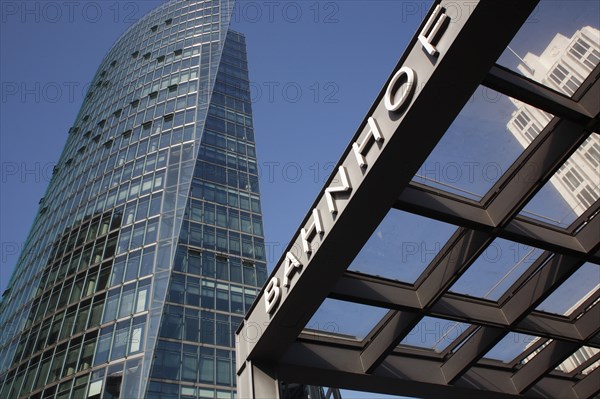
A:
[94,316,147,366]
[44,195,160,287]
[61,142,169,214]
[166,274,260,316]
[190,180,262,214]
[89,356,143,399]
[549,63,583,96]
[102,279,151,324]
[11,290,106,377]
[115,217,160,256]
[0,332,97,399]
[152,339,234,387]
[75,47,205,163]
[147,380,234,399]
[2,104,182,358]
[48,144,167,232]
[567,35,600,71]
[109,246,157,288]
[83,28,214,121]
[159,305,243,347]
[179,221,266,261]
[31,263,110,333]
[187,200,263,236]
[78,66,200,146]
[173,247,267,286]
[54,78,252,242]
[512,108,543,144]
[78,0,230,139]
[52,148,171,242]
[198,146,258,176]
[205,114,254,141]
[9,225,154,373]
[195,164,259,198]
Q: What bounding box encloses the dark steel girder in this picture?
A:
[482,73,600,223]
[482,65,594,124]
[572,366,600,399]
[330,271,600,347]
[359,228,494,373]
[394,184,600,263]
[277,337,585,399]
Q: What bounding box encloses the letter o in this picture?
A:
[384,66,416,112]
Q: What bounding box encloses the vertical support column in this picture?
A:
[237,360,280,399]
[237,325,281,399]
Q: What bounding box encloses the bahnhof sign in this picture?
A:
[236,1,600,398]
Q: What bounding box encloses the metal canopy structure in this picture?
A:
[236,1,600,398]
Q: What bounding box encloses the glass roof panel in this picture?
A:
[348,209,457,284]
[413,87,554,201]
[497,1,600,98]
[400,316,470,353]
[484,333,542,363]
[449,238,544,301]
[555,346,600,373]
[536,262,600,316]
[520,133,600,228]
[305,298,388,340]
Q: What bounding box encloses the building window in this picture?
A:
[549,63,582,96]
[569,36,600,70]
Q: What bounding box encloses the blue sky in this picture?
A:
[1,1,599,398]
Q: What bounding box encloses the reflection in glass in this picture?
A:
[520,133,600,227]
[536,263,599,316]
[413,87,552,200]
[484,332,540,363]
[306,299,388,340]
[497,1,599,95]
[349,210,456,284]
[450,238,544,301]
[400,317,470,352]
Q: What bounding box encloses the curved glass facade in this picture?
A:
[0,1,267,398]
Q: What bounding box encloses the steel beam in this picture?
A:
[330,271,598,346]
[482,65,594,123]
[440,254,584,385]
[512,340,581,393]
[441,326,506,383]
[394,185,598,261]
[394,184,494,231]
[359,229,493,373]
[483,71,600,225]
[572,366,600,399]
[575,204,600,255]
[485,119,591,226]
[501,255,583,323]
[278,337,580,399]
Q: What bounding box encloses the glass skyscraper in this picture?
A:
[0,1,269,398]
